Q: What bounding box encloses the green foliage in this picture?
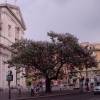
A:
[8,32,97,78]
[7,32,97,92]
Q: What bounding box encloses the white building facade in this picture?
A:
[0,3,26,89]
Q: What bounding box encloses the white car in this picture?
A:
[93,83,100,94]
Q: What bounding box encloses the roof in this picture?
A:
[80,42,100,51]
[0,3,26,30]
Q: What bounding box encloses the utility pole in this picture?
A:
[6,70,13,100]
[8,81,11,100]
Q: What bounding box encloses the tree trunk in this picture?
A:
[45,77,52,93]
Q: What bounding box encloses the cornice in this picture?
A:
[0,42,14,54]
[0,34,13,44]
[6,6,26,30]
[1,11,19,27]
[0,3,26,30]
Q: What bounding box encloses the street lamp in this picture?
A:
[6,70,13,100]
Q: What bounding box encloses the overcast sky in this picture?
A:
[1,0,100,43]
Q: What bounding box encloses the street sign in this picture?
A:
[6,75,13,81]
[6,70,13,100]
[6,70,13,81]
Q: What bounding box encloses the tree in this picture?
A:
[7,32,97,93]
[48,32,97,89]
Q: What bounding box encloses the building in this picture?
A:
[0,3,26,89]
[80,42,100,78]
[60,42,100,88]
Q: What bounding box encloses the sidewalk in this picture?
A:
[0,88,91,100]
[16,89,82,100]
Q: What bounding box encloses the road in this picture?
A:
[24,93,100,100]
[1,90,100,100]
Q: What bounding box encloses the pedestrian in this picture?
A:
[35,84,40,96]
[90,78,94,91]
[85,78,89,92]
[79,77,84,92]
[60,83,63,91]
[73,78,77,88]
[39,81,43,92]
[17,84,22,95]
[30,84,35,96]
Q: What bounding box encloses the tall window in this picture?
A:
[15,27,20,40]
[0,22,2,31]
[0,12,2,31]
[8,25,11,37]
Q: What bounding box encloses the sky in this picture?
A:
[1,0,100,43]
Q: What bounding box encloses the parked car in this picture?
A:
[93,82,100,94]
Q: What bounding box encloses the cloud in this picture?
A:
[4,0,100,42]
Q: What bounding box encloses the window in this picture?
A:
[0,22,2,31]
[15,27,20,40]
[8,25,11,37]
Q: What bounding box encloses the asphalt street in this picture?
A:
[20,93,100,100]
[1,90,100,100]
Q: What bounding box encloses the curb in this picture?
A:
[16,93,71,100]
[16,91,91,100]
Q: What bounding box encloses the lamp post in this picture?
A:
[6,70,13,100]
